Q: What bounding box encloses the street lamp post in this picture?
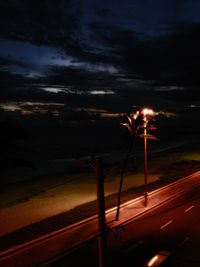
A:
[141,108,155,207]
[143,118,148,206]
[118,108,157,217]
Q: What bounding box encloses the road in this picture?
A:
[48,180,200,267]
[110,182,200,267]
[0,172,200,267]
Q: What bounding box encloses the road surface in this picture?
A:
[48,177,200,267]
[0,171,200,267]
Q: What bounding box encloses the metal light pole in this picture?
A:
[117,108,157,215]
[141,108,155,207]
[143,117,148,207]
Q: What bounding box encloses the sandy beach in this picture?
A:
[1,136,200,251]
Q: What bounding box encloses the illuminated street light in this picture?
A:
[116,107,157,219]
[141,108,155,117]
[140,108,157,207]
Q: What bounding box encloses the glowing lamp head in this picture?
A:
[141,108,154,116]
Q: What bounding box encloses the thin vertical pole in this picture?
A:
[144,126,148,206]
[96,157,107,267]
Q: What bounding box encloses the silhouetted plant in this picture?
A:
[116,111,143,220]
[121,111,142,137]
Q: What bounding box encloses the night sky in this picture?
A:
[1,0,200,112]
[2,3,200,262]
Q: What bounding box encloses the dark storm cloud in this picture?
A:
[0,56,29,70]
[87,21,200,86]
[148,23,200,85]
[1,0,200,98]
[0,0,115,65]
[0,0,79,45]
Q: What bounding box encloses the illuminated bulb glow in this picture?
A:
[147,255,159,266]
[142,108,154,116]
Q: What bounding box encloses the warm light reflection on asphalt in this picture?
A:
[160,220,173,229]
[147,255,159,266]
[184,205,195,213]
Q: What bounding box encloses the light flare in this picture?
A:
[147,255,159,266]
[142,108,155,116]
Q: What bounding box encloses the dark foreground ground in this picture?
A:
[1,153,200,252]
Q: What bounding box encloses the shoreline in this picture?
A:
[0,175,186,251]
[0,138,200,251]
[1,157,200,251]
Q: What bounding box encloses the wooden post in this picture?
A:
[96,157,107,267]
